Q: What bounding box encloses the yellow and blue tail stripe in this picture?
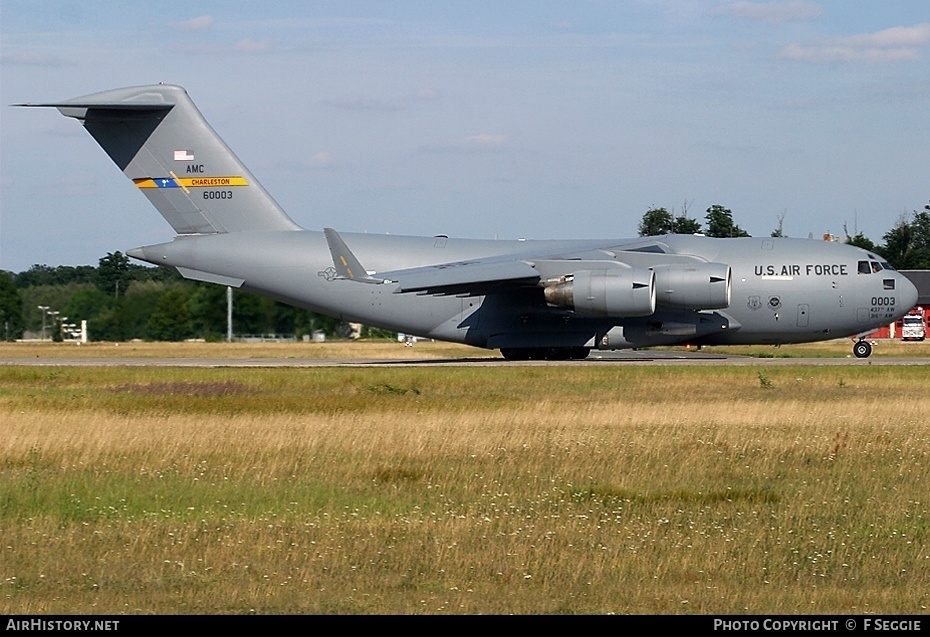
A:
[133,176,249,189]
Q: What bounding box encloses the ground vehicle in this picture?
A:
[901,310,926,341]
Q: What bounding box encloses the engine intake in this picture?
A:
[543,268,656,317]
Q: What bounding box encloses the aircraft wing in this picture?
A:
[324,228,711,304]
[381,258,542,295]
[325,227,544,294]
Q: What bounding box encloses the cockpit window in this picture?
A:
[880,261,895,271]
[858,259,888,274]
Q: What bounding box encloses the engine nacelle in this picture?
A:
[543,268,656,317]
[651,262,731,310]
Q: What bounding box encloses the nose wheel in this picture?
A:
[853,339,872,359]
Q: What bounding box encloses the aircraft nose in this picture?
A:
[899,273,919,310]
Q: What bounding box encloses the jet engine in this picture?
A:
[543,268,656,317]
[651,262,731,310]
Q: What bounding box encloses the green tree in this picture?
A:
[880,214,914,269]
[121,283,180,340]
[0,271,25,340]
[64,288,110,324]
[705,204,750,238]
[232,292,277,335]
[771,211,786,238]
[147,289,192,341]
[273,304,339,338]
[638,207,674,236]
[187,284,228,339]
[91,305,128,341]
[96,251,132,299]
[846,232,877,253]
[14,264,96,287]
[638,206,702,236]
[673,214,702,234]
[874,203,930,269]
[910,202,930,267]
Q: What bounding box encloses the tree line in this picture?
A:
[639,201,930,269]
[1,201,927,341]
[0,252,347,342]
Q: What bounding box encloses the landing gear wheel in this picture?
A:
[500,347,591,361]
[853,340,872,359]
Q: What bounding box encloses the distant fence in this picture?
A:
[235,334,298,343]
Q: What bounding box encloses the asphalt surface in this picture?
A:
[2,350,929,367]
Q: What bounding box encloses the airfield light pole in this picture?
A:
[48,311,60,341]
[227,286,233,343]
[37,305,49,340]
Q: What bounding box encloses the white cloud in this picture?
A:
[172,15,214,31]
[780,22,930,62]
[712,1,824,24]
[846,23,930,49]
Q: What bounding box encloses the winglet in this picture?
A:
[323,228,385,283]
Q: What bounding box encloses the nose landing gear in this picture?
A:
[853,339,872,359]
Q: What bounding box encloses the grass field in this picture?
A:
[0,339,493,360]
[1,342,928,614]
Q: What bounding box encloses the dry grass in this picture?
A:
[0,339,495,360]
[1,363,928,614]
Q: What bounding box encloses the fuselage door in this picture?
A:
[797,303,810,327]
[458,298,481,333]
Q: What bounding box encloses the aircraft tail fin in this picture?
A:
[20,85,301,235]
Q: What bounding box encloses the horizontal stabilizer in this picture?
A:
[175,267,245,288]
[323,228,384,283]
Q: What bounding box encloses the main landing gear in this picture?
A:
[500,347,591,361]
[853,339,872,359]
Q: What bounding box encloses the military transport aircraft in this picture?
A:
[21,85,919,359]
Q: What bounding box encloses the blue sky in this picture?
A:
[1,1,928,271]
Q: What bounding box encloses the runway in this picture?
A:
[3,350,929,367]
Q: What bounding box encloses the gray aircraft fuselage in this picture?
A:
[22,84,918,359]
[128,230,914,352]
